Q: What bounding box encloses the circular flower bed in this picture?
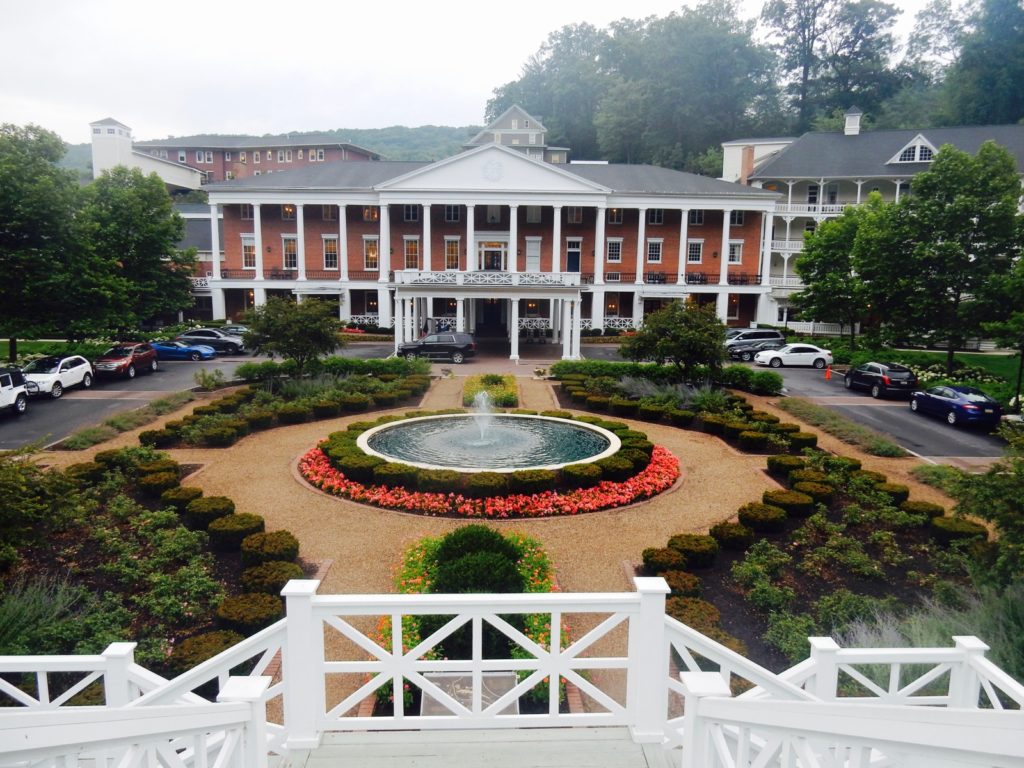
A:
[299,443,680,518]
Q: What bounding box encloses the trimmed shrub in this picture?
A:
[347,420,378,433]
[748,411,780,425]
[137,471,180,498]
[900,500,946,519]
[138,459,181,477]
[208,513,266,551]
[618,449,650,472]
[721,421,750,440]
[766,455,805,479]
[540,410,573,419]
[620,438,654,457]
[642,547,686,573]
[709,521,755,551]
[596,455,634,482]
[312,400,342,419]
[464,472,509,498]
[668,409,695,427]
[201,427,238,447]
[339,394,372,412]
[585,395,610,411]
[161,486,203,512]
[661,570,702,597]
[792,481,835,506]
[241,561,305,594]
[749,371,784,396]
[738,502,787,533]
[667,534,719,569]
[192,405,222,417]
[561,463,603,489]
[698,413,726,435]
[241,530,300,566]
[245,409,277,430]
[877,483,910,506]
[216,593,284,634]
[432,550,525,594]
[738,431,770,451]
[788,432,819,451]
[665,596,720,632]
[788,469,833,487]
[823,456,863,474]
[373,462,420,488]
[185,496,236,530]
[417,469,465,494]
[277,404,311,424]
[851,469,888,485]
[94,449,125,466]
[931,516,988,546]
[762,489,815,518]
[637,404,667,423]
[609,398,640,416]
[168,631,244,675]
[64,462,106,485]
[138,429,177,448]
[333,454,386,484]
[769,422,802,435]
[509,469,558,495]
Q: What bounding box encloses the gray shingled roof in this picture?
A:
[180,217,222,252]
[134,133,380,157]
[206,162,429,191]
[567,164,777,197]
[752,125,1024,179]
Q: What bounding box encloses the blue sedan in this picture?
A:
[910,385,1003,428]
[151,340,217,361]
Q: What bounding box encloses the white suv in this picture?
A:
[22,355,94,399]
[0,368,28,415]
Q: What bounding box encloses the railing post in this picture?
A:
[628,576,670,743]
[680,671,732,768]
[281,579,323,749]
[808,637,840,700]
[218,675,271,768]
[101,642,137,706]
[950,636,989,708]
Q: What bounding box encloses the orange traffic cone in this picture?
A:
[824,365,832,381]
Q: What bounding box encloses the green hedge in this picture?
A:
[738,502,787,533]
[185,496,236,530]
[667,534,719,569]
[709,521,754,551]
[208,513,266,551]
[241,561,305,594]
[767,455,805,479]
[216,593,284,634]
[763,489,815,518]
[930,516,988,546]
[241,530,300,566]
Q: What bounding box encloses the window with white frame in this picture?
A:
[730,210,745,226]
[254,170,261,176]
[323,236,339,270]
[285,150,292,162]
[316,149,325,161]
[363,236,379,270]
[918,146,933,161]
[728,241,743,264]
[277,150,285,162]
[403,205,419,223]
[242,237,256,269]
[898,146,916,162]
[205,151,213,164]
[178,151,186,163]
[225,171,234,180]
[225,152,232,161]
[444,205,460,223]
[281,204,296,221]
[567,207,582,224]
[254,152,260,164]
[240,151,247,164]
[807,184,819,204]
[526,206,541,224]
[647,209,664,225]
[606,238,622,263]
[687,240,703,263]
[266,151,272,161]
[646,239,663,263]
[689,209,704,226]
[444,237,460,270]
[404,237,420,270]
[727,295,739,320]
[322,205,336,221]
[240,204,253,220]
[486,205,501,223]
[195,151,204,163]
[607,208,623,225]
[283,237,298,270]
[362,206,379,222]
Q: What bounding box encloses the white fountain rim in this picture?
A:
[355,413,623,474]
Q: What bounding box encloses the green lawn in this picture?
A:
[906,351,1020,381]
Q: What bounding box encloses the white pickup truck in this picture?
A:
[0,367,28,415]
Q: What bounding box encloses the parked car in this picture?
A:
[844,362,919,398]
[729,340,785,362]
[399,332,477,364]
[176,328,245,354]
[0,367,28,415]
[22,355,94,398]
[220,324,249,337]
[754,343,833,369]
[725,329,786,348]
[151,340,217,361]
[94,342,159,379]
[910,385,1003,428]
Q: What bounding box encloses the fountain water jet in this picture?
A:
[471,390,495,442]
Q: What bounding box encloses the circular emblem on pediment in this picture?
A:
[482,159,504,182]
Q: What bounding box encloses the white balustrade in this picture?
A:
[349,314,395,328]
[392,270,580,287]
[775,203,852,216]
[782,321,857,336]
[603,317,636,330]
[770,239,804,253]
[517,317,552,330]
[190,276,210,289]
[768,276,804,289]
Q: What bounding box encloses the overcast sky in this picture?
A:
[1,0,927,145]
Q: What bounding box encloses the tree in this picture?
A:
[79,167,196,330]
[242,297,342,375]
[620,301,727,380]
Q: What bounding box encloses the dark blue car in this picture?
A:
[151,340,217,361]
[910,385,1003,428]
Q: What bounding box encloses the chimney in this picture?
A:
[844,107,863,136]
[739,145,755,186]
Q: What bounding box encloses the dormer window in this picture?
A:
[918,146,933,161]
[899,147,916,162]
[891,137,936,164]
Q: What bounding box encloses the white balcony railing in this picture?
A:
[190,276,210,289]
[393,270,580,287]
[770,239,804,253]
[775,203,852,216]
[768,276,804,289]
[1,580,1022,767]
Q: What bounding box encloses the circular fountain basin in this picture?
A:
[356,414,621,473]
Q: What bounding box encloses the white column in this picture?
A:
[378,204,390,283]
[456,298,465,332]
[561,299,572,359]
[253,203,264,280]
[715,291,729,322]
[551,298,560,344]
[590,287,605,332]
[338,204,348,280]
[509,298,520,360]
[552,206,562,272]
[855,180,865,204]
[632,291,644,327]
[209,204,221,279]
[281,580,324,749]
[339,289,351,321]
[408,297,417,340]
[677,209,689,284]
[377,287,391,327]
[211,288,227,320]
[295,204,306,281]
[759,211,772,285]
[571,297,583,360]
[466,205,476,271]
[253,287,267,307]
[719,210,731,285]
[594,205,605,285]
[422,204,431,271]
[628,577,671,743]
[509,204,518,273]
[393,294,405,352]
[894,179,904,202]
[634,208,647,285]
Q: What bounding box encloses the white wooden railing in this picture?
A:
[604,317,636,330]
[2,580,1022,767]
[770,239,805,253]
[392,270,580,287]
[783,320,858,336]
[775,203,851,216]
[349,314,395,328]
[768,276,804,289]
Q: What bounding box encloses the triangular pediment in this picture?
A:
[887,133,938,165]
[377,144,609,194]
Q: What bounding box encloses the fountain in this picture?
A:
[356,393,621,473]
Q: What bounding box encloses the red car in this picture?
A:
[94,342,159,379]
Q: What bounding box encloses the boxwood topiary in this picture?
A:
[241,560,305,594]
[642,547,686,574]
[464,472,509,498]
[665,596,720,632]
[661,570,702,597]
[372,391,399,407]
[310,400,342,419]
[608,398,639,417]
[748,411,780,425]
[373,462,420,488]
[668,409,695,427]
[766,455,805,479]
[241,530,300,566]
[788,469,833,487]
[560,463,603,489]
[509,469,558,495]
[137,471,180,498]
[788,432,819,451]
[900,500,945,519]
[245,410,277,430]
[709,521,755,551]
[851,469,888,485]
[139,429,177,448]
[138,459,181,477]
[620,438,654,457]
[637,404,666,423]
[435,524,521,565]
[698,413,726,435]
[201,427,238,447]
[277,403,312,424]
[216,593,284,634]
[617,449,650,472]
[585,395,610,411]
[667,534,719,569]
[221,419,251,438]
[417,468,465,494]
[339,394,372,412]
[792,481,835,506]
[762,489,815,518]
[540,410,573,419]
[432,550,525,594]
[333,453,386,484]
[208,513,266,551]
[93,449,124,466]
[823,456,862,474]
[723,421,752,440]
[738,502,787,533]
[769,422,802,435]
[167,631,244,675]
[930,516,988,546]
[738,431,770,451]
[596,455,634,482]
[161,485,203,512]
[65,462,106,485]
[877,483,910,506]
[185,496,236,530]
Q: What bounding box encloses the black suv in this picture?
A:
[399,333,476,364]
[844,362,919,398]
[176,328,245,355]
